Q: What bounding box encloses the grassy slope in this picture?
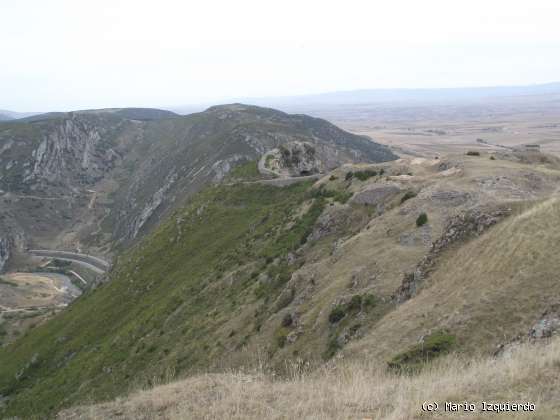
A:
[347,197,560,362]
[59,336,560,419]
[3,153,560,417]
[0,182,324,418]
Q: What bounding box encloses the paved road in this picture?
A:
[29,250,110,274]
[255,174,321,186]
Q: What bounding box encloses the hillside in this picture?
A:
[1,149,560,417]
[0,104,395,273]
[59,336,560,419]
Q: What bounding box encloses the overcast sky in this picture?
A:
[2,0,560,111]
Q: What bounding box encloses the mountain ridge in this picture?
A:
[0,104,395,272]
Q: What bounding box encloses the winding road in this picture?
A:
[29,249,110,274]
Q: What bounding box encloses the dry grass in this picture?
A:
[59,336,560,419]
[346,196,560,361]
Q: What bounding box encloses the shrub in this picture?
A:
[345,171,354,181]
[281,313,293,327]
[388,330,456,372]
[275,327,289,348]
[354,170,377,181]
[328,306,346,323]
[329,175,337,181]
[328,293,377,324]
[323,336,341,359]
[490,155,496,160]
[363,293,377,308]
[466,151,480,156]
[347,295,363,312]
[400,190,417,204]
[265,154,275,168]
[333,191,353,204]
[416,212,428,227]
[314,187,353,204]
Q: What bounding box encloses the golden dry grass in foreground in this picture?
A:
[59,336,560,420]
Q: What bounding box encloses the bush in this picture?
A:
[323,336,341,359]
[329,175,337,181]
[388,330,456,372]
[400,190,417,204]
[347,295,363,312]
[314,187,353,204]
[490,155,496,160]
[362,293,377,308]
[281,313,293,327]
[275,327,289,348]
[466,151,480,156]
[416,212,428,227]
[328,293,377,324]
[345,171,354,181]
[328,306,346,323]
[332,191,353,204]
[354,170,377,181]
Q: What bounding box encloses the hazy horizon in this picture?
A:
[3,0,560,112]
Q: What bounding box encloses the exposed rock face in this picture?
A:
[0,220,26,273]
[529,306,560,340]
[393,206,512,302]
[129,171,178,239]
[351,185,401,213]
[0,237,10,272]
[399,224,432,247]
[0,104,397,260]
[277,141,322,176]
[309,205,351,242]
[494,304,560,356]
[1,113,124,193]
[430,190,470,207]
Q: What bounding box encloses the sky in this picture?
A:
[2,0,560,111]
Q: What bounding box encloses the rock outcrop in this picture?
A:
[0,236,10,273]
[393,206,512,302]
[0,104,397,261]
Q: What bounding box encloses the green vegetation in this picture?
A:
[387,330,456,372]
[354,169,378,181]
[466,151,481,156]
[323,293,379,359]
[228,160,261,181]
[328,293,377,325]
[328,306,346,324]
[265,154,275,168]
[313,186,353,204]
[416,212,428,227]
[0,181,325,418]
[275,326,290,348]
[400,190,417,204]
[345,171,354,181]
[323,336,341,359]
